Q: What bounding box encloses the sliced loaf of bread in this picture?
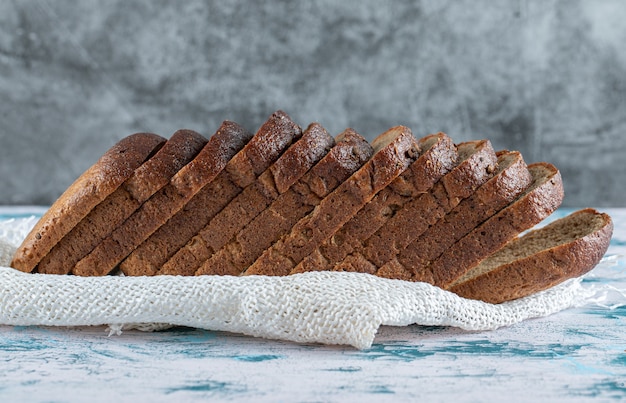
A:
[11,133,166,273]
[196,128,373,276]
[9,112,611,309]
[448,208,612,303]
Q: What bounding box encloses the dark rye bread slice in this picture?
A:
[291,132,458,274]
[414,162,565,289]
[197,128,373,276]
[244,125,419,277]
[159,122,335,276]
[11,133,166,273]
[449,208,612,303]
[375,150,532,280]
[118,111,301,276]
[348,140,498,271]
[71,119,256,276]
[37,130,208,275]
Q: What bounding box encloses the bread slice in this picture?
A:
[244,125,420,277]
[357,140,498,269]
[118,111,300,276]
[11,133,166,273]
[376,150,532,280]
[448,208,613,303]
[36,130,208,275]
[420,162,565,288]
[291,132,458,274]
[72,118,262,276]
[159,122,334,275]
[197,128,373,276]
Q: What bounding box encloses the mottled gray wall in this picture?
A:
[1,0,625,207]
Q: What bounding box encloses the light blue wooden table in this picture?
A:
[1,207,625,402]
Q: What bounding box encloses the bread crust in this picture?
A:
[244,126,419,277]
[448,208,613,303]
[197,128,373,276]
[292,132,457,274]
[37,130,208,274]
[160,122,334,275]
[11,132,166,273]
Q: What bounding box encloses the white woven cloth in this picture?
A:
[0,217,594,349]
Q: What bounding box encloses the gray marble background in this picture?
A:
[1,0,625,207]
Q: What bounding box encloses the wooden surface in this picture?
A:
[1,207,625,402]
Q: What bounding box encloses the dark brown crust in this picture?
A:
[449,208,613,303]
[360,140,498,268]
[291,132,458,274]
[73,118,265,276]
[119,111,301,277]
[36,130,208,275]
[11,133,166,273]
[196,128,373,276]
[244,126,419,277]
[159,123,334,275]
[427,162,565,288]
[378,150,532,280]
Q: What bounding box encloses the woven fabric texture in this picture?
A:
[0,217,593,349]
